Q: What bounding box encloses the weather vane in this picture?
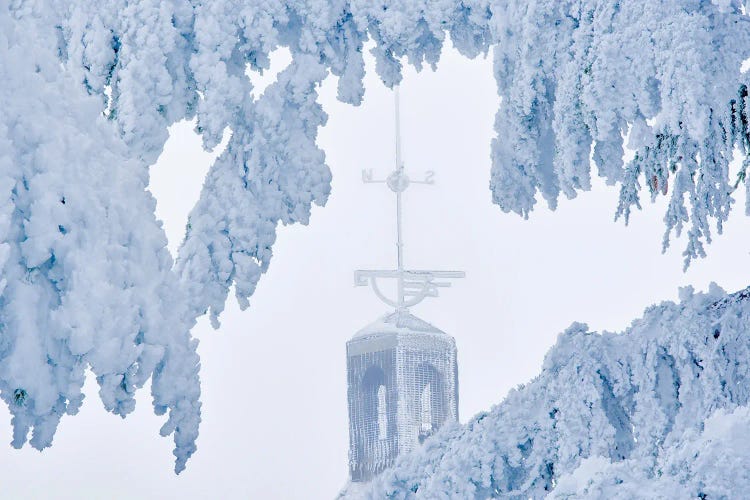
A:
[355,86,464,312]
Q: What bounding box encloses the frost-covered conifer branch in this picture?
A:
[341,284,750,498]
[1,0,750,473]
[0,0,200,473]
[491,1,750,268]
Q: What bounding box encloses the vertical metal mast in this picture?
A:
[394,86,405,308]
[356,86,464,312]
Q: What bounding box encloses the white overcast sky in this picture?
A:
[3,43,750,499]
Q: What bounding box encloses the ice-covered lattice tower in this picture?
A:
[347,88,463,482]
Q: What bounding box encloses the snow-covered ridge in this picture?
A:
[344,284,750,498]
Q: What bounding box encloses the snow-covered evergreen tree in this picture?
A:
[341,285,750,498]
[0,1,200,473]
[1,0,749,472]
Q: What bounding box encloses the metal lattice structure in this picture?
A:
[347,87,462,482]
[346,311,458,482]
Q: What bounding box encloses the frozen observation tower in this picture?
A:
[346,87,463,482]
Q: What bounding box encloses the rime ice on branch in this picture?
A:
[0,2,200,473]
[1,0,749,472]
[342,285,750,499]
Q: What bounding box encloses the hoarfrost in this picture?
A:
[341,285,750,498]
[2,0,750,472]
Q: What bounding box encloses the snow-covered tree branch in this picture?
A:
[1,0,749,472]
[341,285,750,498]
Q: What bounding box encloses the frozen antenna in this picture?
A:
[355,86,464,311]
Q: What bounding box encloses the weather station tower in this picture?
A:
[346,87,464,483]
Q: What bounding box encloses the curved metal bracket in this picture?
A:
[354,86,463,312]
[355,270,465,311]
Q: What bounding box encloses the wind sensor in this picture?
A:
[355,86,464,311]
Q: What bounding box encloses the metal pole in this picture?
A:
[394,86,405,309]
